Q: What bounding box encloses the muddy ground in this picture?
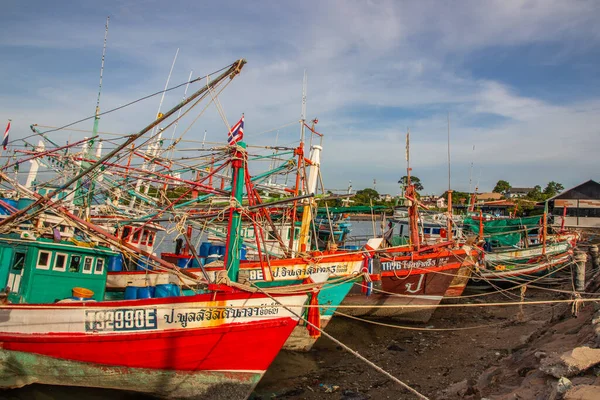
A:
[253,268,599,400]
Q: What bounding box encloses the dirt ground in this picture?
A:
[253,271,599,400]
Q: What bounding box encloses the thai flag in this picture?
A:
[2,120,10,150]
[227,115,244,145]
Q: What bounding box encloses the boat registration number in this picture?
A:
[85,308,158,332]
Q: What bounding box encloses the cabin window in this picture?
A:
[82,257,93,274]
[432,228,441,235]
[141,230,149,245]
[69,255,81,273]
[12,252,25,271]
[423,228,431,235]
[132,229,141,244]
[147,232,155,246]
[36,251,51,270]
[122,226,132,241]
[53,253,68,272]
[94,258,105,275]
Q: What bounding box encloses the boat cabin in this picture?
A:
[0,235,117,304]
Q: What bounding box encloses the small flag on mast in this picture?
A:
[2,120,11,150]
[227,114,244,145]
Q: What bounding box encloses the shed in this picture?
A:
[547,180,600,227]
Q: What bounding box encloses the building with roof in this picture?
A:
[547,180,600,228]
[506,187,534,198]
[476,192,504,202]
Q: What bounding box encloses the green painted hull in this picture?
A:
[0,350,261,399]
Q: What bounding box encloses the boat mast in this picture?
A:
[298,72,318,252]
[225,141,247,280]
[446,112,453,242]
[91,16,109,151]
[74,16,109,218]
[140,48,180,196]
[406,129,420,250]
[288,70,307,253]
[467,145,475,212]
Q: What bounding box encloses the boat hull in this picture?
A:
[483,241,570,264]
[238,252,364,351]
[283,279,356,351]
[0,292,307,398]
[107,252,364,352]
[444,245,478,297]
[342,247,473,322]
[0,350,262,399]
[474,253,572,284]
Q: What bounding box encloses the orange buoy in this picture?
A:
[72,287,94,299]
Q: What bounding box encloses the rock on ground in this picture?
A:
[564,384,600,400]
[540,347,600,378]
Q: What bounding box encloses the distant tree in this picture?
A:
[493,180,511,194]
[514,199,536,217]
[321,190,342,208]
[525,185,544,201]
[442,190,470,206]
[354,188,380,205]
[543,181,564,199]
[398,175,424,192]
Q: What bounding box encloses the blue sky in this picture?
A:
[0,0,599,196]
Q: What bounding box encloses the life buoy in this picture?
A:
[440,228,447,238]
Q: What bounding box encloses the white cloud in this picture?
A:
[0,0,598,196]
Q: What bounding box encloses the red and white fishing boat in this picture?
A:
[0,58,314,398]
[0,289,306,399]
[342,139,478,321]
[342,243,477,322]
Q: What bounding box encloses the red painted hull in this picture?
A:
[0,291,307,398]
[343,247,475,321]
[0,318,296,372]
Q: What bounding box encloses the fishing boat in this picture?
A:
[314,213,352,249]
[0,58,318,398]
[102,113,366,352]
[463,210,578,284]
[342,242,477,322]
[473,251,572,284]
[389,207,464,246]
[0,214,308,399]
[342,131,479,321]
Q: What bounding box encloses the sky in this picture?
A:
[0,0,599,196]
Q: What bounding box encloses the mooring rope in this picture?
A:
[248,282,431,400]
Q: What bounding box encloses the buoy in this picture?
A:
[72,287,94,299]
